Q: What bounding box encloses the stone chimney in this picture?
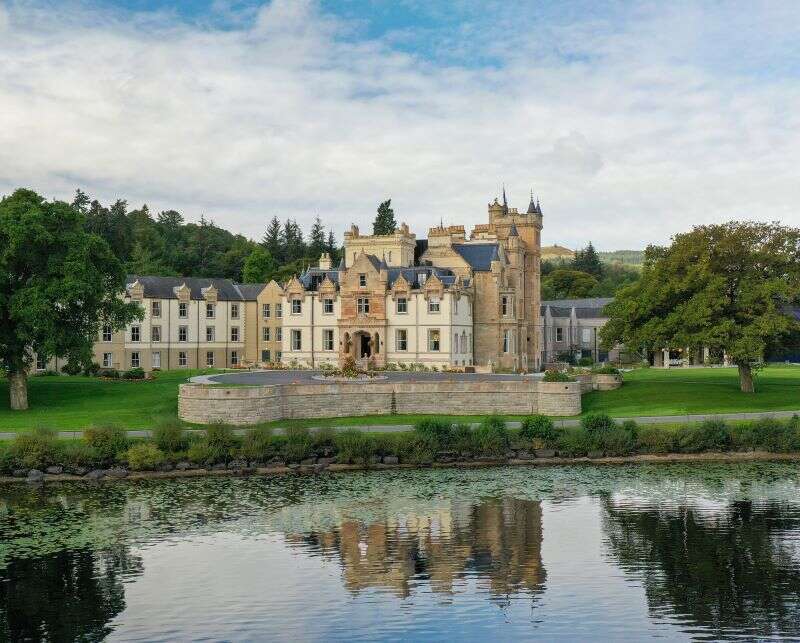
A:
[318,252,332,270]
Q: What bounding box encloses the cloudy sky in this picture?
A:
[1,0,799,249]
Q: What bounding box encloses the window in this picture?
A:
[323,298,334,314]
[396,329,408,351]
[357,298,370,314]
[131,352,140,368]
[418,273,427,286]
[276,303,282,318]
[503,330,514,354]
[261,349,271,363]
[454,298,458,314]
[428,297,440,313]
[501,296,509,317]
[276,351,282,362]
[178,326,188,342]
[291,299,302,315]
[102,325,112,342]
[231,326,239,342]
[206,326,215,342]
[359,274,366,287]
[206,351,215,367]
[178,351,187,367]
[276,327,283,342]
[152,326,161,342]
[131,326,140,342]
[179,302,187,318]
[428,329,441,352]
[582,328,591,344]
[231,303,239,320]
[396,298,407,314]
[206,303,215,318]
[323,329,334,351]
[454,334,459,354]
[263,327,270,341]
[231,351,239,366]
[151,301,161,318]
[556,327,564,342]
[262,303,270,319]
[462,331,468,353]
[36,355,46,371]
[291,329,302,351]
[388,251,392,263]
[152,351,161,369]
[103,352,113,368]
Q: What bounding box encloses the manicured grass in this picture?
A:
[582,365,800,417]
[0,370,219,431]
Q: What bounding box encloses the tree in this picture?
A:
[600,222,800,392]
[262,216,284,264]
[308,215,326,259]
[542,269,599,299]
[373,199,397,235]
[241,246,276,283]
[0,189,142,409]
[572,242,603,277]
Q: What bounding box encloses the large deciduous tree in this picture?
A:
[372,199,396,235]
[241,246,276,283]
[601,222,800,392]
[0,189,142,410]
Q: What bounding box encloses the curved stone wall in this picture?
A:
[179,379,584,425]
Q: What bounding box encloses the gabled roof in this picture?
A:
[542,297,614,308]
[386,266,457,289]
[299,269,340,291]
[235,283,266,300]
[452,243,500,271]
[541,297,614,319]
[126,275,245,300]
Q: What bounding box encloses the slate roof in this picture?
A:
[299,270,340,291]
[297,264,460,291]
[542,297,614,309]
[451,243,500,271]
[126,275,245,300]
[235,283,267,300]
[541,297,614,320]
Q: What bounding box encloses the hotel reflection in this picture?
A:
[278,497,546,600]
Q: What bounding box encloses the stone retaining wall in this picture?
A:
[179,379,585,425]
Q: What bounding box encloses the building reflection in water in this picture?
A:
[601,496,800,640]
[278,497,546,601]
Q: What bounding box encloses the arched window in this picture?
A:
[454,333,459,354]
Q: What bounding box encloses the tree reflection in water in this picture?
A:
[282,497,547,603]
[602,497,800,639]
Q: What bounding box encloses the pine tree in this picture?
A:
[373,199,397,235]
[309,215,326,259]
[326,230,337,256]
[572,242,604,277]
[262,216,284,263]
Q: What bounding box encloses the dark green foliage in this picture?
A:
[282,427,313,462]
[581,413,617,435]
[83,426,129,463]
[519,415,556,443]
[372,199,397,235]
[473,416,509,456]
[187,423,238,465]
[98,368,119,379]
[122,368,145,380]
[577,356,594,367]
[555,427,592,457]
[83,363,101,376]
[61,442,102,469]
[597,427,637,456]
[152,418,187,452]
[450,423,474,453]
[593,366,620,374]
[125,443,165,471]
[675,419,732,453]
[61,362,84,376]
[238,427,275,462]
[572,242,604,277]
[414,418,453,448]
[10,427,59,469]
[334,429,376,465]
[543,370,574,382]
[731,418,800,453]
[241,246,276,283]
[541,269,598,300]
[635,426,675,454]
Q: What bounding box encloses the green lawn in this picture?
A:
[582,365,800,417]
[0,370,219,431]
[0,365,798,432]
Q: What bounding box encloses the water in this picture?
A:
[1,463,800,641]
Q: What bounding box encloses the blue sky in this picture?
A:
[1,0,799,248]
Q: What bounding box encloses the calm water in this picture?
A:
[2,463,800,641]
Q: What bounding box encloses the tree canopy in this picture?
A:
[542,269,599,299]
[241,246,277,283]
[600,222,800,392]
[373,199,397,235]
[0,189,143,409]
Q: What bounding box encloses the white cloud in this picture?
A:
[0,0,799,250]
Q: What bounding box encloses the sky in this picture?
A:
[1,0,799,250]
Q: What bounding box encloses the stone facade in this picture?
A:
[178,379,583,425]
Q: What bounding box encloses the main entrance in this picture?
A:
[359,333,372,359]
[341,329,384,367]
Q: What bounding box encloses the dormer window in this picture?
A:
[418,273,427,286]
[428,297,440,313]
[359,274,367,287]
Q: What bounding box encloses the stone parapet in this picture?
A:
[178,379,584,425]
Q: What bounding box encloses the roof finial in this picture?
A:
[502,184,508,215]
[527,189,537,214]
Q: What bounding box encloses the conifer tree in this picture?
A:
[372,199,397,235]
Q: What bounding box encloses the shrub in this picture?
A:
[188,423,238,465]
[636,425,675,454]
[394,433,437,464]
[450,423,474,453]
[61,442,102,469]
[473,415,509,456]
[592,366,620,375]
[519,415,556,443]
[0,446,15,474]
[581,413,617,436]
[238,427,274,462]
[283,426,313,462]
[732,418,800,453]
[83,362,101,376]
[555,427,592,457]
[122,367,146,380]
[312,427,336,451]
[10,427,59,469]
[414,418,453,448]
[577,356,594,367]
[125,443,166,471]
[98,368,119,379]
[543,370,574,382]
[675,419,731,453]
[334,429,376,464]
[597,427,636,456]
[61,362,83,376]
[152,418,188,453]
[84,425,129,463]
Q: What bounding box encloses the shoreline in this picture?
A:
[3,450,800,484]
